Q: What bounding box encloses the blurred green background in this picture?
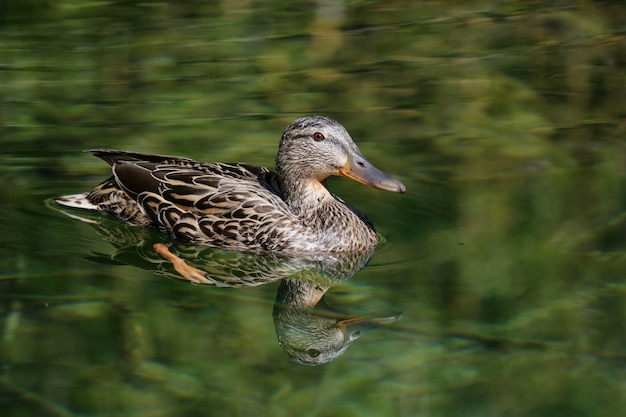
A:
[2,1,626,416]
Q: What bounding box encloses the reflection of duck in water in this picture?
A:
[46,205,402,365]
[273,277,402,366]
[151,243,402,366]
[55,116,405,253]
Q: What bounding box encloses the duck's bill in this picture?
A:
[337,311,403,343]
[339,152,406,193]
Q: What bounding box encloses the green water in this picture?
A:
[2,1,626,416]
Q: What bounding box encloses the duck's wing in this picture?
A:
[142,165,298,249]
[89,149,196,165]
[146,162,288,216]
[90,150,299,250]
[89,149,263,192]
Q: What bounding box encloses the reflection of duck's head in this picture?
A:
[273,278,402,366]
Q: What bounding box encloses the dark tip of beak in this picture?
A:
[385,179,406,194]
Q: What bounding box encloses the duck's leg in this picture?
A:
[153,243,210,284]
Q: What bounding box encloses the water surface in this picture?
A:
[2,2,626,416]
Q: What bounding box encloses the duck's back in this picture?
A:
[56,150,303,251]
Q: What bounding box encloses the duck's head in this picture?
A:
[276,116,406,194]
[274,297,403,366]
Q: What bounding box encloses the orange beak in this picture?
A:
[338,151,406,193]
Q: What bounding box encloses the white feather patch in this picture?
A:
[55,193,99,210]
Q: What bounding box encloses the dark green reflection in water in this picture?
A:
[2,1,626,417]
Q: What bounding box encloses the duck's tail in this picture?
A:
[55,192,100,210]
[55,178,153,227]
[55,177,118,211]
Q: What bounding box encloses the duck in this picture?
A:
[55,116,406,253]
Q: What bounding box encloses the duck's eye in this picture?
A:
[313,132,325,142]
[307,348,321,358]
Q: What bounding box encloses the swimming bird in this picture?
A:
[55,116,405,253]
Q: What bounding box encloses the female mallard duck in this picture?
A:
[56,116,405,253]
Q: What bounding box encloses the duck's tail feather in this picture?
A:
[87,149,193,166]
[55,193,100,210]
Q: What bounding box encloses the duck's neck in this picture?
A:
[279,175,335,216]
[276,278,329,308]
[277,170,378,251]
